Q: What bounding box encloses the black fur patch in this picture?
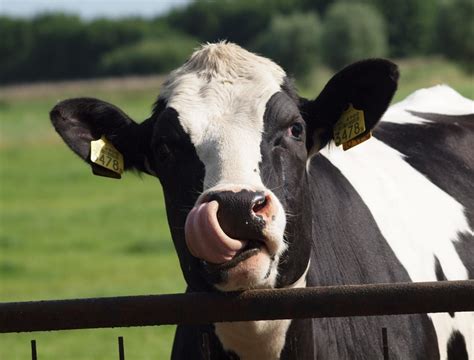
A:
[447,330,468,360]
[434,256,454,317]
[374,114,474,282]
[374,114,474,228]
[305,155,439,359]
[261,90,312,287]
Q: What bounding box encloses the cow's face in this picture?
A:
[149,44,312,291]
[50,43,398,292]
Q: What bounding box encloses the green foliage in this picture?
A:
[367,0,439,57]
[321,2,388,70]
[0,14,190,84]
[24,14,90,81]
[165,0,446,63]
[287,0,338,14]
[0,14,89,83]
[436,0,474,72]
[100,37,197,76]
[251,12,322,78]
[0,17,32,83]
[0,0,471,83]
[165,0,275,45]
[81,18,160,75]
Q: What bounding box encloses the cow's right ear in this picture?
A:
[300,59,398,156]
[50,98,155,177]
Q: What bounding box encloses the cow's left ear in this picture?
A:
[300,59,399,154]
[50,98,156,177]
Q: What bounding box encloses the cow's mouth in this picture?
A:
[185,193,286,290]
[207,239,266,271]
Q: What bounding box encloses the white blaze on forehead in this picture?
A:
[159,42,286,189]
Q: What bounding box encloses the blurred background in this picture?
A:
[0,0,473,358]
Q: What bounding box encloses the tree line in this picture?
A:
[0,0,472,84]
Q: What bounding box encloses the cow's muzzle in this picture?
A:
[184,189,280,266]
[207,190,270,241]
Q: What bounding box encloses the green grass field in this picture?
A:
[0,58,473,359]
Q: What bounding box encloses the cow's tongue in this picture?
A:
[185,201,248,264]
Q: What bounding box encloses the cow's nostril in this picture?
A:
[252,194,268,214]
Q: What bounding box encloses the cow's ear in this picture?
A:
[300,59,398,154]
[50,98,155,177]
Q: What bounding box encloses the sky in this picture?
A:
[0,0,192,19]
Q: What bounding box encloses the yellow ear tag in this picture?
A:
[333,104,366,147]
[342,131,372,151]
[90,136,124,178]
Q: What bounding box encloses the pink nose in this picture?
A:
[251,194,273,221]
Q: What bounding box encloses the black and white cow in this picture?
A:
[50,42,473,359]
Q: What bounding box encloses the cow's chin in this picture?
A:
[212,246,279,292]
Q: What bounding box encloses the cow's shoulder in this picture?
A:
[377,84,474,148]
[375,85,474,165]
[383,84,474,119]
[314,85,473,281]
[374,86,474,215]
[314,86,473,358]
[373,86,474,283]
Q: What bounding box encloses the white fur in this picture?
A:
[322,138,470,282]
[215,261,310,360]
[321,86,474,358]
[160,43,288,292]
[159,42,285,189]
[214,254,280,292]
[383,85,474,124]
[159,43,293,356]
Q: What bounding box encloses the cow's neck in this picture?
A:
[307,154,415,287]
[214,262,309,360]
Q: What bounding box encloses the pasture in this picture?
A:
[0,58,473,359]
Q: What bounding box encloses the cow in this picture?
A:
[50,42,473,359]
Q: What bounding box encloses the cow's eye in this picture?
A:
[288,122,304,140]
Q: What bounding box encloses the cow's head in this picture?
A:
[51,43,398,292]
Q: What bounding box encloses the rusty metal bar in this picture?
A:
[1,280,473,333]
[382,327,388,360]
[118,336,125,360]
[201,332,211,360]
[31,340,37,360]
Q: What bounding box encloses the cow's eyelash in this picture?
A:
[279,117,303,130]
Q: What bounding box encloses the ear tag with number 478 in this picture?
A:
[90,136,124,179]
[333,104,367,148]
